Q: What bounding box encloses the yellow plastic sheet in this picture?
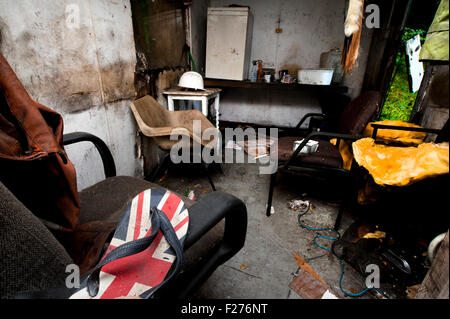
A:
[353,138,449,186]
[364,120,427,145]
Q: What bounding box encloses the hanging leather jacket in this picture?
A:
[0,52,79,229]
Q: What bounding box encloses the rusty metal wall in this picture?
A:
[131,0,188,69]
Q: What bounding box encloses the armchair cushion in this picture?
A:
[0,182,73,299]
[77,176,195,225]
[75,176,223,278]
[278,136,343,168]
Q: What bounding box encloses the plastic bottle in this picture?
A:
[249,60,257,82]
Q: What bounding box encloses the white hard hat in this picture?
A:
[178,71,205,90]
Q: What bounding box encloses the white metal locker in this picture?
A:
[205,7,252,81]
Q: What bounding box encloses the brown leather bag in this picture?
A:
[0,52,80,230]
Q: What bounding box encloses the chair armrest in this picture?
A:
[175,191,247,297]
[63,132,116,178]
[370,123,441,139]
[284,131,362,168]
[294,113,328,131]
[185,191,247,252]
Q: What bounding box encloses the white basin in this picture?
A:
[297,69,334,85]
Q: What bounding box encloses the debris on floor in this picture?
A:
[294,252,328,286]
[158,173,169,182]
[289,270,339,299]
[290,252,339,299]
[353,223,385,243]
[240,264,247,270]
[406,284,421,299]
[362,230,386,241]
[236,138,275,158]
[225,140,242,150]
[333,221,431,298]
[185,187,196,200]
[286,199,310,212]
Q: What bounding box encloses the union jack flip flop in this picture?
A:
[69,188,189,299]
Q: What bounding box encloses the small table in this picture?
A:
[163,88,222,118]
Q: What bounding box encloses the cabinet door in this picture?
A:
[206,10,249,80]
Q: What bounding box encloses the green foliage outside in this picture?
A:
[379,28,427,121]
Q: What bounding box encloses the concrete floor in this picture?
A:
[157,151,375,299]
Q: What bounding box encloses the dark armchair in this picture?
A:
[266,91,382,230]
[0,132,247,299]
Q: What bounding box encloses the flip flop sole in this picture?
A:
[70,188,189,299]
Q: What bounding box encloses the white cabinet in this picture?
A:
[205,7,253,81]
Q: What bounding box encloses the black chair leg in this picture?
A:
[266,172,277,217]
[202,161,216,191]
[148,152,171,182]
[217,163,225,175]
[334,203,344,231]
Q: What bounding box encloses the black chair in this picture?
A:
[0,132,247,299]
[266,91,382,231]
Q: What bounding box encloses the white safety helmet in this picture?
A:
[178,71,205,90]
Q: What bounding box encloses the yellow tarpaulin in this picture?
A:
[364,120,427,145]
[352,138,449,186]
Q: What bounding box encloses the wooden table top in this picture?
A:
[163,87,222,96]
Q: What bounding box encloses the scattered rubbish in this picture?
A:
[187,190,196,200]
[158,173,169,182]
[406,284,421,299]
[236,138,275,158]
[294,252,328,286]
[352,223,372,243]
[193,184,202,188]
[225,140,243,150]
[293,139,319,154]
[184,187,196,200]
[321,290,339,299]
[289,262,339,299]
[381,249,412,275]
[240,264,247,270]
[253,154,269,160]
[362,230,386,241]
[286,199,310,212]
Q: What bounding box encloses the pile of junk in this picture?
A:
[332,120,449,298]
